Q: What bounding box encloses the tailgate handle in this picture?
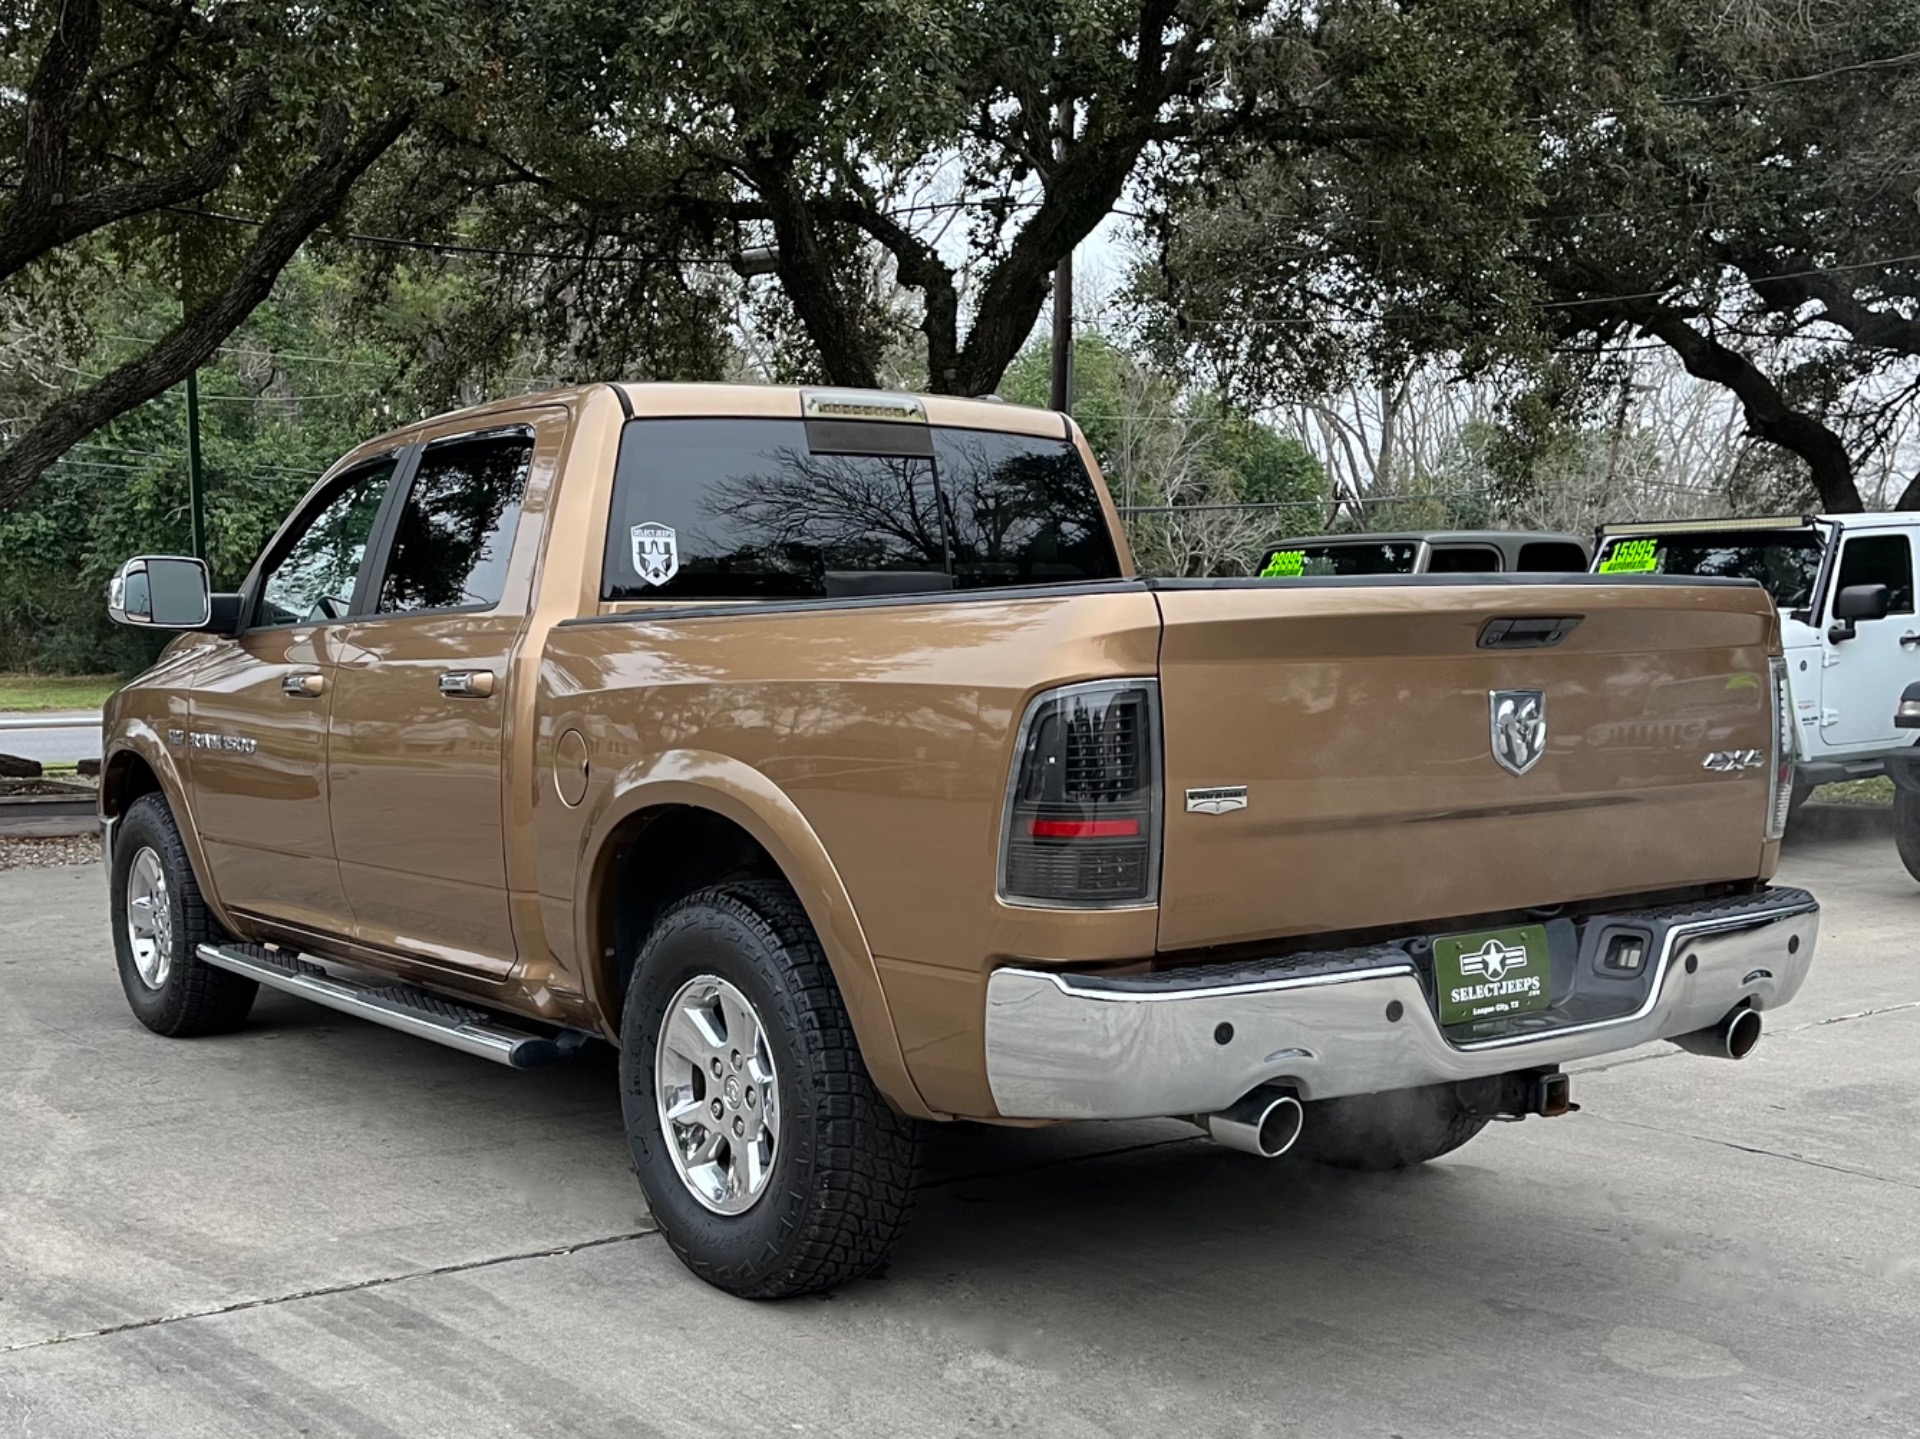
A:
[1478,616,1582,649]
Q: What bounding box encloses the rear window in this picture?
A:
[1595,529,1825,609]
[602,418,1121,600]
[1260,541,1418,578]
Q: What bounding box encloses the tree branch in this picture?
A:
[0,106,417,513]
[0,81,264,284]
[827,191,962,390]
[1742,264,1920,357]
[1631,307,1863,512]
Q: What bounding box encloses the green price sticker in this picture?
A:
[1261,549,1305,578]
[1599,538,1658,574]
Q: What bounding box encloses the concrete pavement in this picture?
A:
[2,833,1916,1437]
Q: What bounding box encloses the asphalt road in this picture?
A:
[3,823,1917,1438]
[0,712,103,765]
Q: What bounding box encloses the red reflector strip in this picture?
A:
[1028,818,1141,839]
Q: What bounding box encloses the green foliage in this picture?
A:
[999,333,1328,574]
[1000,333,1327,509]
[1140,0,1920,512]
[0,254,436,672]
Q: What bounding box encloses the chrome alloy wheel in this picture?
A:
[654,974,781,1215]
[125,845,174,989]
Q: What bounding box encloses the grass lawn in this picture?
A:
[1813,776,1894,806]
[0,673,122,712]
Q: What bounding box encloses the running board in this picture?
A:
[196,942,590,1068]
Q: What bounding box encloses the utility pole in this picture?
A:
[1048,96,1075,413]
[185,370,206,561]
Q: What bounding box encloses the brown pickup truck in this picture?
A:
[100,383,1818,1298]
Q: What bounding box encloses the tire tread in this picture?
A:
[115,793,256,1036]
[630,879,925,1298]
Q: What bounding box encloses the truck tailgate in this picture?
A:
[1153,578,1780,952]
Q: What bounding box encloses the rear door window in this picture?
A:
[603,418,1120,600]
[375,432,533,614]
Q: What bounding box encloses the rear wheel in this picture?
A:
[619,880,925,1298]
[110,793,257,1036]
[1894,787,1920,882]
[1294,1083,1489,1171]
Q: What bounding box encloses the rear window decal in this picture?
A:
[1599,538,1658,573]
[630,522,680,586]
[1261,549,1305,578]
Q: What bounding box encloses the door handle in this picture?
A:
[1901,632,1920,650]
[282,672,326,698]
[439,669,496,699]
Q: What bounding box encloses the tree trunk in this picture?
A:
[0,109,414,514]
[745,157,880,390]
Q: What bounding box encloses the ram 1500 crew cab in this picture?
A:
[100,383,1817,1297]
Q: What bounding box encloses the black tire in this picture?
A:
[1293,1083,1489,1171]
[1895,787,1920,883]
[109,793,257,1036]
[619,879,926,1298]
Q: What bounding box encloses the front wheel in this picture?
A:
[1293,1083,1489,1171]
[110,793,257,1036]
[619,880,925,1298]
[1894,787,1920,883]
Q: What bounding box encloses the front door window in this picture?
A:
[256,459,398,627]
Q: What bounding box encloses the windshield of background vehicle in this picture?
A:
[1594,529,1825,609]
[1259,541,1419,578]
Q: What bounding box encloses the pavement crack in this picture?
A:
[1589,1114,1920,1191]
[1797,1000,1920,1029]
[0,1228,657,1357]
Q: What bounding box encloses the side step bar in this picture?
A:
[197,943,591,1069]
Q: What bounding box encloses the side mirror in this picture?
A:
[1828,582,1891,643]
[108,556,213,629]
[1834,583,1890,622]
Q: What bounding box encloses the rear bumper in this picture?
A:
[983,887,1818,1120]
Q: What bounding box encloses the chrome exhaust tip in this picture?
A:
[1674,1005,1763,1061]
[1201,1086,1305,1158]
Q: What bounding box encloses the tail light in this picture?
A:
[1000,680,1161,907]
[1766,656,1794,840]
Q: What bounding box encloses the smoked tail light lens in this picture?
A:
[1000,680,1161,907]
[1766,656,1794,840]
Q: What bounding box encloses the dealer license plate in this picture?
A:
[1432,924,1551,1027]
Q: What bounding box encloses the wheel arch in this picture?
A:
[577,750,939,1121]
[100,727,233,931]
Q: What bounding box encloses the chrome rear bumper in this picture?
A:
[983,888,1818,1120]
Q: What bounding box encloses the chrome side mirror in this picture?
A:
[108,556,213,629]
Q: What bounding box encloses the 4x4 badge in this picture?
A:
[1490,689,1547,775]
[630,522,679,587]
